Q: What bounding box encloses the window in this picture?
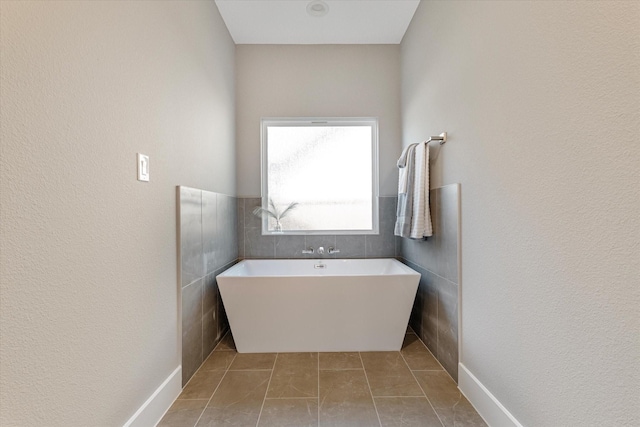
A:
[260,118,379,234]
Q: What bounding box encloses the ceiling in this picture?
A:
[214,0,421,45]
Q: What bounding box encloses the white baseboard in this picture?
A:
[458,363,523,427]
[123,366,182,427]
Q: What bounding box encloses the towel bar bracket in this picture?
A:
[427,132,447,145]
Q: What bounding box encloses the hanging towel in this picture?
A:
[397,143,418,194]
[394,144,417,237]
[409,142,433,238]
[394,142,433,239]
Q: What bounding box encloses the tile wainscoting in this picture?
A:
[400,184,461,381]
[182,188,460,384]
[236,196,399,259]
[178,187,239,385]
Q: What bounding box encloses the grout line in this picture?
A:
[399,351,445,427]
[180,331,231,392]
[263,396,318,400]
[409,330,456,383]
[399,257,459,287]
[359,352,383,427]
[373,395,436,399]
[227,368,273,371]
[400,322,450,370]
[318,368,364,371]
[193,351,237,427]
[172,398,211,401]
[255,353,278,427]
[211,330,229,352]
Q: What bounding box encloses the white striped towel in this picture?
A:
[409,142,433,239]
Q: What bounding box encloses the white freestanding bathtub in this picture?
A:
[216,258,420,353]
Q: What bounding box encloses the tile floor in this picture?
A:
[159,330,486,427]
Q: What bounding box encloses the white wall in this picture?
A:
[236,44,401,197]
[0,1,235,425]
[401,1,639,425]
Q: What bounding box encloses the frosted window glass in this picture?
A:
[261,120,378,233]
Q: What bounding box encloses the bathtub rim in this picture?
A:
[216,257,420,278]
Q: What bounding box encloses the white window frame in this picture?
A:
[260,117,380,235]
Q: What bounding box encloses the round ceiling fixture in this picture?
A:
[307,0,329,17]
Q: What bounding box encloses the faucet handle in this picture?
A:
[328,246,340,254]
[317,246,325,255]
[301,247,314,254]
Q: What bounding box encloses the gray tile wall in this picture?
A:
[179,186,458,381]
[237,197,399,259]
[178,186,238,385]
[399,184,460,381]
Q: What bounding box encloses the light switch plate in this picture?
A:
[137,153,149,182]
